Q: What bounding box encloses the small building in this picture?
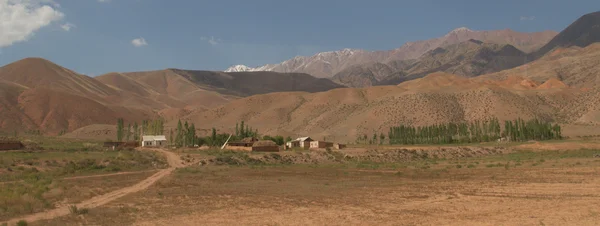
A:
[252,140,280,152]
[0,140,24,151]
[334,143,346,150]
[309,140,334,149]
[286,137,313,150]
[225,137,258,151]
[141,135,167,147]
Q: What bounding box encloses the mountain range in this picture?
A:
[1,11,600,141]
[225,27,557,79]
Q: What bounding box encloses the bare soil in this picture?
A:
[2,148,185,225]
[31,144,600,226]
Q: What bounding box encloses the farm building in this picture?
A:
[309,140,334,149]
[286,137,313,149]
[334,143,346,150]
[142,135,167,147]
[252,140,280,152]
[225,137,258,151]
[0,140,24,151]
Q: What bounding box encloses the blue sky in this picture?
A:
[0,0,599,76]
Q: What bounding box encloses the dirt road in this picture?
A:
[3,148,183,225]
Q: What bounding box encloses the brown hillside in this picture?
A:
[533,11,600,58]
[0,58,116,99]
[178,73,585,143]
[0,81,37,133]
[480,43,600,88]
[17,88,151,134]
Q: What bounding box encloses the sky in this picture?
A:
[0,0,599,76]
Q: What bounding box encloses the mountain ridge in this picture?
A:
[225,28,557,78]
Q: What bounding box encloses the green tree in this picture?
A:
[211,127,217,147]
[133,122,139,141]
[189,123,196,146]
[126,123,131,141]
[184,121,190,147]
[169,129,174,145]
[116,118,124,142]
[175,120,183,147]
[240,121,245,137]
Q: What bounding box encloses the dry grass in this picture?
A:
[0,145,167,221]
[33,147,600,226]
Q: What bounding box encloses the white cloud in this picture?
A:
[520,16,535,21]
[131,37,148,47]
[97,0,110,3]
[60,22,75,31]
[0,0,65,47]
[201,36,221,46]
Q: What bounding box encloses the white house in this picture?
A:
[285,137,313,149]
[142,135,167,147]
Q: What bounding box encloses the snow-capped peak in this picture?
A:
[449,27,473,33]
[224,65,254,72]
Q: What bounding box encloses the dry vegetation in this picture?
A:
[0,139,167,222]
[29,143,600,226]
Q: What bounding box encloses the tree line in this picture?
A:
[115,118,291,147]
[380,117,561,145]
[116,118,166,142]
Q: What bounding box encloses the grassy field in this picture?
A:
[33,147,600,226]
[0,137,168,222]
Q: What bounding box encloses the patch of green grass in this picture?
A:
[467,164,476,168]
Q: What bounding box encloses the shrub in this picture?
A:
[16,220,28,226]
[68,205,89,215]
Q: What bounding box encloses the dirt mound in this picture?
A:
[537,78,568,89]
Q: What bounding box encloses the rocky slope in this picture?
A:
[226,28,557,78]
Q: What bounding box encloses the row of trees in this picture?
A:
[235,121,258,139]
[116,118,165,142]
[384,117,561,145]
[171,120,197,147]
[504,118,562,142]
[115,118,292,148]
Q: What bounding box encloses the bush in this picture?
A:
[16,220,28,226]
[68,205,88,215]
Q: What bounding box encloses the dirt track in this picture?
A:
[3,148,182,225]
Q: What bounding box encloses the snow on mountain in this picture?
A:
[225,27,557,78]
[224,65,257,72]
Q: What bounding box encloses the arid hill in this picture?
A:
[533,11,600,59]
[480,43,600,88]
[0,58,117,100]
[178,72,594,143]
[0,58,345,135]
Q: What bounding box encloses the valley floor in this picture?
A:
[30,143,600,226]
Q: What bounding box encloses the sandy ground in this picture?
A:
[30,144,600,226]
[129,166,600,226]
[10,142,600,226]
[3,148,185,225]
